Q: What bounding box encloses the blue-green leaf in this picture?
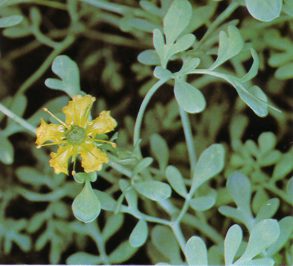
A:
[287,178,293,203]
[102,214,124,242]
[152,225,182,264]
[0,15,23,28]
[153,66,172,80]
[72,182,101,223]
[258,132,276,154]
[168,34,195,55]
[245,0,282,22]
[134,181,171,201]
[109,241,137,264]
[236,219,280,263]
[95,190,116,211]
[241,48,259,83]
[129,220,148,248]
[66,252,102,265]
[224,224,243,265]
[210,25,243,70]
[174,80,206,114]
[283,0,293,16]
[218,206,241,221]
[193,144,225,188]
[153,29,165,57]
[165,165,187,197]
[189,193,216,212]
[234,83,268,117]
[275,62,293,80]
[185,236,208,266]
[73,172,97,184]
[163,0,192,44]
[45,55,81,97]
[0,135,14,165]
[243,258,275,266]
[138,49,160,65]
[255,198,279,221]
[133,157,153,175]
[150,133,169,170]
[119,179,138,210]
[272,153,293,181]
[227,172,251,212]
[179,57,201,74]
[267,216,293,255]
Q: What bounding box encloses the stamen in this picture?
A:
[72,155,77,176]
[94,138,116,148]
[36,141,64,149]
[43,108,68,128]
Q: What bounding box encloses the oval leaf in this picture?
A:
[45,55,81,97]
[227,172,251,212]
[138,49,160,65]
[109,241,137,264]
[72,182,101,223]
[0,135,14,165]
[152,225,181,263]
[0,15,23,28]
[193,144,225,188]
[245,0,282,22]
[150,133,169,170]
[174,80,206,114]
[163,0,192,44]
[237,219,280,263]
[166,165,187,197]
[189,194,216,212]
[134,181,171,201]
[185,236,208,266]
[66,252,102,265]
[129,220,148,248]
[224,224,243,265]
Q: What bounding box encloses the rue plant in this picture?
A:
[0,0,292,265]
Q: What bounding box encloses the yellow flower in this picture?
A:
[36,95,117,175]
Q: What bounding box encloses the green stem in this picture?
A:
[83,30,148,48]
[179,107,196,176]
[197,1,239,49]
[0,103,35,135]
[82,0,132,15]
[264,183,292,205]
[5,0,67,10]
[183,213,223,244]
[170,222,186,252]
[87,223,110,264]
[16,35,74,96]
[133,79,167,151]
[190,69,279,112]
[124,207,170,226]
[108,159,176,215]
[108,160,133,178]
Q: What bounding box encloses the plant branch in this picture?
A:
[133,79,168,154]
[0,103,35,135]
[179,107,196,176]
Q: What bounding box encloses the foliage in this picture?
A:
[0,0,292,264]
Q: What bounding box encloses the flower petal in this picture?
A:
[49,145,74,175]
[63,95,96,127]
[35,119,64,146]
[88,111,117,136]
[80,143,109,173]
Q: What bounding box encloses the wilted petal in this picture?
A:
[80,143,109,173]
[88,111,117,136]
[63,95,96,127]
[35,119,64,146]
[49,145,73,175]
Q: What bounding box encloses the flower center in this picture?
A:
[66,126,86,145]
